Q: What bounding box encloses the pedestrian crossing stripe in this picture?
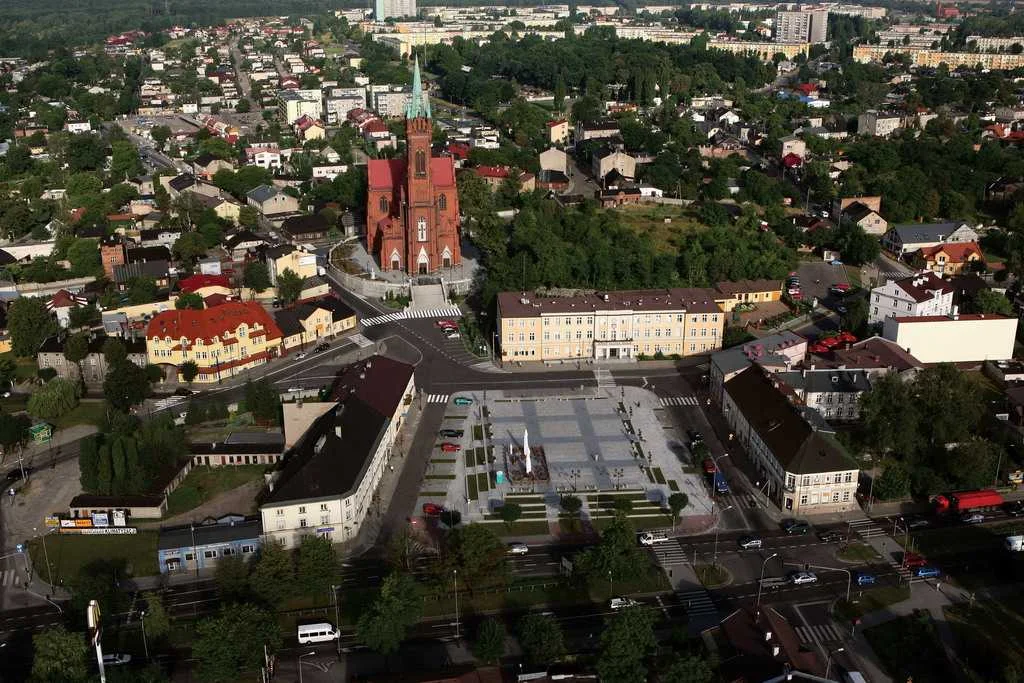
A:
[362,307,463,328]
[796,624,843,644]
[1,568,18,586]
[427,394,449,404]
[677,590,718,616]
[349,333,374,348]
[660,396,700,407]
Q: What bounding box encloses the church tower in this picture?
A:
[405,57,436,274]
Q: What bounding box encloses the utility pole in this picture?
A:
[453,569,460,640]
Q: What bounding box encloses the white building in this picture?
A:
[722,366,859,516]
[857,110,903,137]
[260,356,415,548]
[775,9,829,44]
[374,0,416,20]
[278,89,323,124]
[868,271,954,325]
[370,87,413,118]
[882,313,1017,364]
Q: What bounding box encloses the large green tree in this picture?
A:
[8,296,57,357]
[63,332,90,385]
[356,572,422,655]
[243,262,271,293]
[575,512,642,585]
[249,541,295,605]
[597,607,657,683]
[276,267,304,304]
[27,378,81,419]
[517,613,566,665]
[192,604,281,683]
[103,360,150,412]
[472,618,505,664]
[296,535,338,597]
[445,523,507,590]
[31,626,88,683]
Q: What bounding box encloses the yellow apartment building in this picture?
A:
[497,288,726,361]
[146,302,284,383]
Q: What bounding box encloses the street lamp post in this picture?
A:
[33,527,53,587]
[712,505,734,568]
[330,584,342,657]
[607,569,613,597]
[755,553,780,610]
[298,651,316,683]
[453,569,460,640]
[140,610,149,662]
[825,646,846,680]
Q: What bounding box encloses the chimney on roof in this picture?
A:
[952,305,959,321]
[335,425,342,439]
[764,630,773,641]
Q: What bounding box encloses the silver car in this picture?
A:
[790,571,818,585]
[737,535,763,550]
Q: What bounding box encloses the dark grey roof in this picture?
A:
[158,518,261,551]
[224,230,265,250]
[312,296,355,322]
[168,174,198,192]
[189,441,283,455]
[192,152,218,168]
[38,335,145,356]
[776,369,872,394]
[889,271,954,302]
[302,275,327,289]
[281,214,329,237]
[113,260,169,283]
[127,246,172,263]
[0,249,15,266]
[246,184,279,204]
[273,308,304,337]
[265,244,296,259]
[724,367,857,475]
[69,494,164,508]
[889,222,969,244]
[140,228,181,241]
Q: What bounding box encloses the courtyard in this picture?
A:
[415,386,714,537]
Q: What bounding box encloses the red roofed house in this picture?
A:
[547,119,569,145]
[365,58,460,274]
[177,274,233,300]
[914,241,984,276]
[146,302,283,384]
[782,152,804,169]
[47,289,89,329]
[474,165,535,193]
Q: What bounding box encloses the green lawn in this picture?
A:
[52,401,108,430]
[836,542,882,563]
[946,595,1024,682]
[614,204,705,254]
[467,475,478,500]
[476,472,489,493]
[165,465,266,517]
[479,520,550,535]
[0,352,39,382]
[668,480,680,492]
[863,612,949,683]
[835,585,910,621]
[695,564,730,588]
[28,531,160,582]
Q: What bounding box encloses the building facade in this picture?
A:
[374,0,416,19]
[882,314,1017,364]
[497,288,726,362]
[775,9,828,44]
[868,272,954,325]
[365,58,460,274]
[157,517,261,574]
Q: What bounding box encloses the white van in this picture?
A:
[1006,535,1024,552]
[298,623,339,644]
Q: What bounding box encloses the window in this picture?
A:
[378,195,389,213]
[276,509,284,516]
[842,491,850,502]
[298,506,306,514]
[415,150,426,176]
[438,194,447,210]
[299,518,308,528]
[320,503,328,512]
[185,553,194,561]
[844,472,853,483]
[203,549,217,559]
[417,217,427,242]
[833,492,840,502]
[800,495,808,505]
[241,544,255,553]
[786,475,795,489]
[320,515,330,525]
[222,548,235,556]
[276,520,285,530]
[802,476,810,486]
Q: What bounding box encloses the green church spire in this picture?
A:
[406,54,431,120]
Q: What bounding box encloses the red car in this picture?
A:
[809,343,830,354]
[837,331,857,343]
[436,320,458,329]
[903,552,928,569]
[422,503,444,516]
[702,459,718,474]
[440,442,461,452]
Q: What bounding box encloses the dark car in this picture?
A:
[686,429,703,444]
[818,530,845,543]
[173,388,195,397]
[314,342,330,353]
[782,519,811,535]
[1004,501,1024,517]
[439,429,464,438]
[4,467,29,482]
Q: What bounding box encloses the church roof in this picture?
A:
[367,157,456,191]
[406,55,431,120]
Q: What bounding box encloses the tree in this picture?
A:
[175,293,205,310]
[873,461,911,500]
[8,296,56,357]
[192,604,281,683]
[597,607,657,683]
[140,592,170,642]
[71,557,128,616]
[66,238,102,277]
[244,379,280,424]
[110,436,126,495]
[499,502,522,524]
[517,613,565,665]
[0,413,29,460]
[296,535,339,597]
[63,331,90,386]
[103,360,150,412]
[180,361,199,384]
[974,289,1014,316]
[841,295,869,338]
[472,618,505,663]
[97,443,112,495]
[661,653,714,683]
[575,512,641,585]
[31,626,88,683]
[276,267,304,304]
[243,262,271,293]
[238,205,259,228]
[858,373,920,456]
[668,492,689,530]
[613,497,634,514]
[109,140,143,182]
[356,572,422,655]
[447,523,507,589]
[127,277,159,305]
[69,305,101,330]
[27,378,81,419]
[103,337,128,366]
[185,402,207,425]
[249,541,295,605]
[215,554,252,602]
[173,232,208,264]
[560,494,582,515]
[150,125,171,151]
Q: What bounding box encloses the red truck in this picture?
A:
[934,489,1005,514]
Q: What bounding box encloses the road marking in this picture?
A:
[796,623,843,644]
[349,333,374,348]
[427,394,449,404]
[660,396,700,407]
[594,368,615,388]
[362,306,463,328]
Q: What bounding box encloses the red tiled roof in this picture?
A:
[474,165,510,179]
[918,241,982,263]
[178,274,231,293]
[367,157,456,191]
[203,293,232,308]
[362,119,388,133]
[146,302,282,344]
[782,153,804,168]
[48,289,87,309]
[546,119,567,127]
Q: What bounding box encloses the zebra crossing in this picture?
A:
[349,333,374,348]
[0,567,24,587]
[878,271,911,282]
[594,368,616,388]
[361,306,463,328]
[796,623,843,644]
[650,540,689,565]
[847,517,886,539]
[677,589,719,619]
[152,396,186,410]
[426,394,450,404]
[660,396,700,407]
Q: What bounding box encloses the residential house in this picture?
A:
[810,335,922,379]
[709,331,807,403]
[592,148,636,183]
[273,298,357,351]
[194,193,243,224]
[139,228,182,249]
[245,145,282,170]
[101,236,126,278]
[46,289,89,329]
[177,273,233,300]
[857,110,903,137]
[882,313,1017,364]
[868,271,954,325]
[539,147,568,174]
[259,355,415,548]
[779,135,807,159]
[774,368,872,421]
[546,119,569,145]
[713,280,783,311]
[113,260,170,290]
[223,230,266,260]
[158,517,261,574]
[190,153,234,179]
[266,244,319,286]
[163,174,220,200]
[474,166,535,193]
[722,366,859,515]
[914,241,983,276]
[575,120,620,142]
[881,222,979,256]
[189,441,285,468]
[246,185,299,217]
[280,214,330,243]
[596,187,642,207]
[145,302,284,383]
[705,607,823,682]
[294,115,326,141]
[840,201,887,235]
[37,334,147,384]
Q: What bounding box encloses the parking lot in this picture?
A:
[795,260,851,312]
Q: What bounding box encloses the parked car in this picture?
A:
[687,429,703,444]
[439,429,464,438]
[915,566,941,579]
[314,342,330,353]
[638,532,668,546]
[453,397,473,406]
[295,352,307,359]
[902,552,928,569]
[507,543,529,555]
[829,284,851,296]
[737,535,763,550]
[901,516,933,529]
[782,519,811,535]
[789,571,818,585]
[4,467,30,482]
[444,330,461,339]
[422,503,444,516]
[102,654,132,666]
[818,530,845,543]
[609,597,640,610]
[287,386,303,393]
[961,512,986,524]
[173,388,195,397]
[436,320,459,329]
[440,442,461,452]
[855,572,876,586]
[701,459,717,475]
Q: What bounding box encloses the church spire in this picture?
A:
[406,54,432,120]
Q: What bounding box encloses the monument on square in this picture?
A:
[506,428,549,484]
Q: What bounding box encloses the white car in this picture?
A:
[638,532,668,546]
[445,330,461,339]
[287,386,304,393]
[789,571,818,585]
[103,653,132,666]
[609,597,640,610]
[507,542,529,555]
[295,352,307,359]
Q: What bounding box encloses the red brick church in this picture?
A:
[366,58,461,274]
